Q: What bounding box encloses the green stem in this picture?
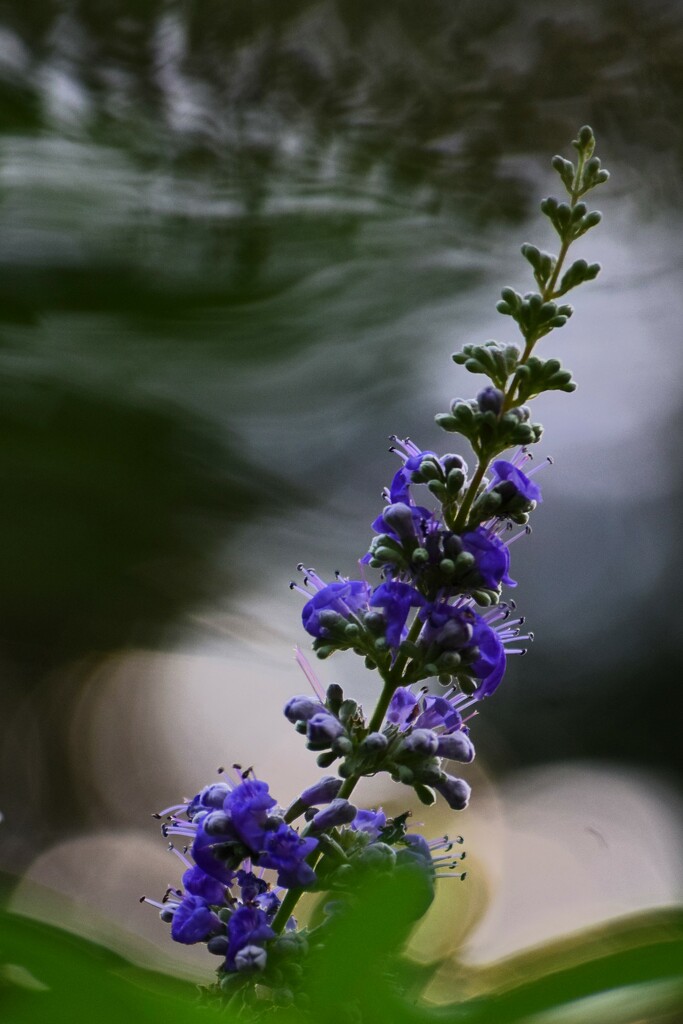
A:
[452,458,487,532]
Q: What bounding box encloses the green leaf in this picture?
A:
[0,907,230,1024]
[430,908,683,1023]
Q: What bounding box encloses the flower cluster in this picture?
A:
[284,649,481,810]
[147,127,607,1010]
[293,444,536,699]
[145,768,465,999]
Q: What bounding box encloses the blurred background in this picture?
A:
[0,0,682,986]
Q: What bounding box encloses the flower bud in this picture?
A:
[477,386,504,414]
[207,935,229,956]
[382,502,417,538]
[357,842,396,869]
[441,453,467,474]
[299,776,343,807]
[311,798,358,832]
[306,711,345,749]
[203,811,232,836]
[402,729,439,757]
[435,775,471,810]
[436,733,475,763]
[197,783,231,808]
[284,695,323,724]
[360,731,388,753]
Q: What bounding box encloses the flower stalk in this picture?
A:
[145,127,608,1012]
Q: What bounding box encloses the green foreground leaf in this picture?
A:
[0,901,681,1023]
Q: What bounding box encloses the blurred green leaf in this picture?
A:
[1,895,681,1024]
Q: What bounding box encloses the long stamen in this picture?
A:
[294,645,327,701]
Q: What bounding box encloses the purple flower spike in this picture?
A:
[491,460,542,503]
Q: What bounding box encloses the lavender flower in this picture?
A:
[369,580,425,648]
[491,459,543,504]
[300,577,371,639]
[171,895,222,945]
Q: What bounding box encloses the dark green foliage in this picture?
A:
[1,893,681,1023]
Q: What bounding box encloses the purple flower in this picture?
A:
[420,603,474,651]
[192,818,242,885]
[461,528,516,589]
[301,580,371,638]
[182,864,228,904]
[413,695,463,734]
[170,894,221,945]
[387,687,418,729]
[187,781,232,820]
[259,822,319,889]
[236,870,269,903]
[255,891,281,917]
[370,581,425,648]
[228,779,277,853]
[352,808,387,839]
[371,501,434,543]
[386,437,438,504]
[491,460,542,503]
[399,833,434,868]
[234,945,268,973]
[477,386,504,414]
[401,729,439,757]
[226,906,275,971]
[470,616,506,698]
